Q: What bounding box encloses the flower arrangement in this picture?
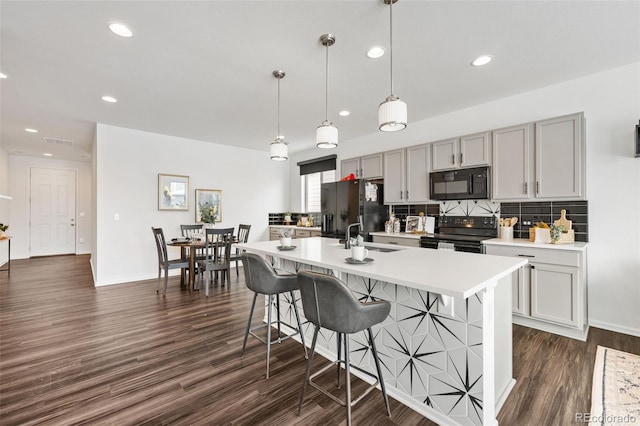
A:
[549,223,565,243]
[0,224,8,232]
[199,202,218,224]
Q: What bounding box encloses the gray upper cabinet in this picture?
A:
[431,132,491,171]
[340,153,383,180]
[492,124,533,200]
[383,149,405,203]
[405,144,431,203]
[535,113,583,199]
[384,145,430,204]
[492,112,584,201]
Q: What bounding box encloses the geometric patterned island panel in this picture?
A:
[272,258,486,426]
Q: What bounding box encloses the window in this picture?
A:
[301,169,335,212]
[297,155,337,213]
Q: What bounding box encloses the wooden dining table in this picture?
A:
[168,236,238,291]
[167,239,205,291]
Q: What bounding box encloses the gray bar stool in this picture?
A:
[296,270,391,426]
[240,253,307,379]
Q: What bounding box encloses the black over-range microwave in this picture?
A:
[429,166,490,200]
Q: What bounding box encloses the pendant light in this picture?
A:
[316,34,338,149]
[378,0,407,132]
[270,70,288,161]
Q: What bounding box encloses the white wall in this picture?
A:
[7,155,93,259]
[290,62,640,335]
[94,124,289,286]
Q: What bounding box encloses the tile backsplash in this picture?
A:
[500,201,588,242]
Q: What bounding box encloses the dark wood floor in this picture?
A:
[0,256,638,426]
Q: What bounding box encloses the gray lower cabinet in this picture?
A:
[485,243,587,340]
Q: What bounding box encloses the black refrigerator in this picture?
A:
[320,180,386,240]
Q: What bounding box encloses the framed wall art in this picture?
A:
[158,174,189,211]
[195,189,222,223]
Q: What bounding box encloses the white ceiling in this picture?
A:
[1,0,639,162]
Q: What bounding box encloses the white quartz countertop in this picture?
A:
[237,237,527,299]
[483,238,588,251]
[369,231,429,240]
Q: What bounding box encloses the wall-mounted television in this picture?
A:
[636,120,640,157]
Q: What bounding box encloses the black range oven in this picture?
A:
[420,216,497,254]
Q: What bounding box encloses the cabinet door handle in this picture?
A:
[360,168,363,178]
[536,181,540,194]
[517,254,535,258]
[460,152,463,165]
[400,191,403,199]
[451,154,455,165]
[406,190,409,199]
[389,241,399,245]
[524,182,528,194]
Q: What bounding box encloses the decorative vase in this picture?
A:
[202,223,215,230]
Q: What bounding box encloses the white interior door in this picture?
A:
[30,167,76,256]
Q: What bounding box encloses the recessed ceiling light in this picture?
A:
[338,110,350,117]
[25,128,38,133]
[102,96,118,103]
[43,153,53,157]
[471,55,493,66]
[0,72,7,79]
[366,46,385,59]
[108,23,133,38]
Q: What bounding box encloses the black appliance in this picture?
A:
[429,166,490,200]
[321,180,386,240]
[420,216,497,254]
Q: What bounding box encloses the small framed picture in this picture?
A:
[195,189,222,223]
[158,174,189,211]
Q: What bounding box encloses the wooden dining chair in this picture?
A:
[230,224,251,276]
[196,227,234,296]
[151,227,189,296]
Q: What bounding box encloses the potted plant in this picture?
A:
[0,223,8,238]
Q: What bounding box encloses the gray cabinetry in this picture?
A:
[341,153,383,179]
[485,243,587,340]
[384,145,430,204]
[492,112,584,201]
[431,132,491,171]
[492,124,532,200]
[535,113,583,199]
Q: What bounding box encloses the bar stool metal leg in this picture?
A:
[344,334,352,426]
[241,293,258,357]
[298,326,319,416]
[336,332,342,389]
[369,327,391,416]
[266,294,273,379]
[290,291,307,358]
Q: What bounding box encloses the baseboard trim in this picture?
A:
[588,319,640,338]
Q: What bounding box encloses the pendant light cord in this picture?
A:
[277,76,281,138]
[389,0,394,97]
[325,43,329,121]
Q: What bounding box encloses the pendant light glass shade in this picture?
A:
[270,137,288,160]
[270,70,288,161]
[317,34,338,149]
[316,121,338,149]
[379,0,407,132]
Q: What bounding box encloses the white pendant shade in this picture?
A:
[316,121,338,149]
[378,96,407,132]
[270,139,288,160]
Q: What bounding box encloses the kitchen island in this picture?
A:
[236,237,526,426]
